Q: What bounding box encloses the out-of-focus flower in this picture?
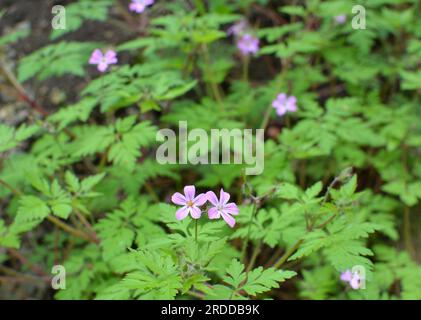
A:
[340,270,362,290]
[129,0,154,13]
[89,49,117,72]
[227,20,248,36]
[335,15,346,24]
[272,93,298,116]
[171,185,207,220]
[237,34,259,55]
[206,189,239,228]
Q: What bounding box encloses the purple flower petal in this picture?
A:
[208,207,220,219]
[350,275,361,289]
[275,106,287,116]
[97,61,109,73]
[105,50,117,64]
[171,192,186,206]
[184,185,196,201]
[206,191,219,206]
[277,93,287,102]
[340,270,352,282]
[129,0,154,13]
[176,206,189,220]
[89,49,103,64]
[190,206,202,219]
[221,212,236,228]
[237,34,259,55]
[193,193,207,206]
[224,203,239,215]
[129,2,145,13]
[220,188,230,205]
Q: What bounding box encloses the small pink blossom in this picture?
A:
[340,270,362,290]
[171,185,207,220]
[237,34,259,56]
[335,15,346,24]
[129,0,154,13]
[89,49,117,72]
[272,93,298,116]
[206,189,239,228]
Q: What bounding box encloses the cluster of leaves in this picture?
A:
[0,0,420,300]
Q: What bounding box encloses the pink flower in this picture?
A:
[89,49,117,72]
[206,189,239,228]
[129,0,154,13]
[335,15,346,24]
[272,93,298,116]
[171,185,207,220]
[237,34,259,55]
[340,270,362,290]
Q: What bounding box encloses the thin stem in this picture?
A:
[0,179,22,196]
[46,216,97,244]
[260,103,273,130]
[246,240,262,273]
[73,205,99,242]
[201,44,224,108]
[242,55,250,82]
[240,202,258,261]
[403,206,415,259]
[7,249,47,276]
[273,239,303,269]
[195,219,198,244]
[188,290,205,299]
[0,179,97,244]
[0,61,49,117]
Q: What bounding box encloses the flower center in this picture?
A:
[187,200,193,207]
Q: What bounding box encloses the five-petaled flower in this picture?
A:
[129,0,154,13]
[237,34,259,55]
[89,49,118,73]
[206,189,239,228]
[272,93,298,116]
[171,185,207,220]
[340,270,362,290]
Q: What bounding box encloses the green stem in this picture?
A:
[260,103,273,130]
[195,219,198,244]
[47,216,97,244]
[242,55,250,82]
[240,202,258,262]
[273,239,303,269]
[403,206,415,259]
[246,240,262,273]
[0,179,22,196]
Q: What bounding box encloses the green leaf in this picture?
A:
[16,196,50,223]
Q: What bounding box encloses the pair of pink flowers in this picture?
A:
[228,21,259,56]
[171,186,239,228]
